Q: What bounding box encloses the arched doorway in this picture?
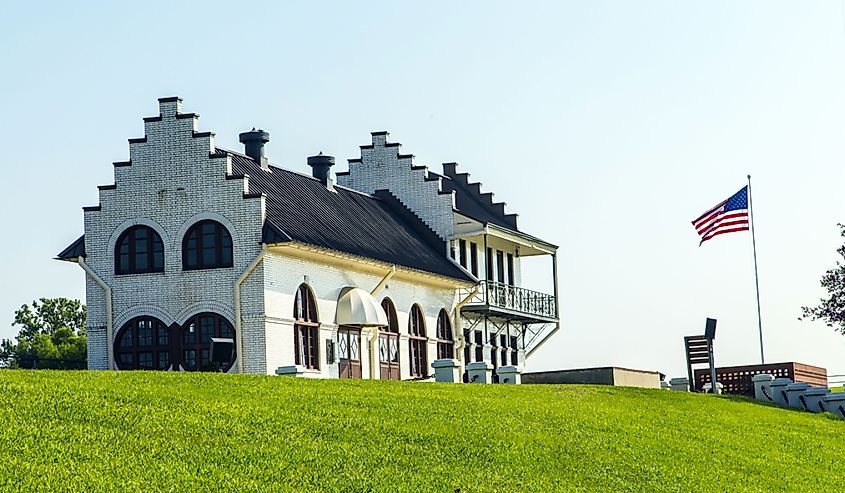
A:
[181,312,236,372]
[114,316,173,370]
[113,312,236,372]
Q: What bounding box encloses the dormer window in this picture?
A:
[183,220,233,270]
[115,226,164,275]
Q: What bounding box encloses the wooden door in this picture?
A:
[338,327,362,379]
[379,332,400,380]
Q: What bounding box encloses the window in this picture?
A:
[470,242,478,277]
[510,335,519,365]
[491,333,498,368]
[183,220,233,270]
[294,284,319,370]
[463,329,471,365]
[496,250,505,283]
[486,247,494,281]
[115,226,164,275]
[114,317,171,370]
[436,309,454,360]
[408,304,428,378]
[182,313,235,372]
[474,330,483,362]
[114,313,235,372]
[459,239,467,268]
[500,334,508,367]
[507,253,515,286]
[379,298,400,380]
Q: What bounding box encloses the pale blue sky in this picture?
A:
[2,1,845,381]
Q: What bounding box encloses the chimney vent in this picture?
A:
[238,128,270,170]
[308,152,335,190]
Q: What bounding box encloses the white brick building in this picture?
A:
[58,97,559,381]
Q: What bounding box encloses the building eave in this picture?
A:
[266,241,477,289]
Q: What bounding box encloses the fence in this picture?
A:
[694,362,828,397]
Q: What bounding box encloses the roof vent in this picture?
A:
[308,152,335,190]
[238,128,270,170]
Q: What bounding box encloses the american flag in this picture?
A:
[692,186,749,245]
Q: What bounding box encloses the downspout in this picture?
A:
[527,252,560,358]
[455,286,480,372]
[235,244,268,374]
[77,257,113,370]
[369,265,396,379]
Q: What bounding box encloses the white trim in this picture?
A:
[114,304,177,329]
[485,223,557,255]
[78,258,113,370]
[176,301,236,326]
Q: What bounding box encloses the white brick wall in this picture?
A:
[337,132,456,240]
[82,98,265,372]
[261,250,460,378]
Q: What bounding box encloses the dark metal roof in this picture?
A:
[56,235,85,260]
[438,163,520,231]
[226,150,476,283]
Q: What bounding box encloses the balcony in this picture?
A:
[463,280,558,323]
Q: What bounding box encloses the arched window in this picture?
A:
[294,284,319,369]
[182,220,233,270]
[436,309,454,360]
[182,313,235,372]
[379,298,400,380]
[114,317,171,370]
[115,226,164,274]
[408,304,428,378]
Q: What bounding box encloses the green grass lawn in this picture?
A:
[0,371,842,492]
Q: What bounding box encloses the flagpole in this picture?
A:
[747,174,765,364]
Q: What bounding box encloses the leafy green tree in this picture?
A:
[0,298,87,369]
[802,224,845,336]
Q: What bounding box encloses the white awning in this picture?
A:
[335,287,388,327]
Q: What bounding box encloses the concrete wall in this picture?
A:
[523,367,661,389]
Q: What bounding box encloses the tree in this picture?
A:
[801,224,845,335]
[0,298,87,369]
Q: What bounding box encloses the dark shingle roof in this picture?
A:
[438,163,520,231]
[226,150,475,283]
[56,235,85,260]
[440,176,514,229]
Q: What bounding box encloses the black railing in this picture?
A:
[475,280,557,319]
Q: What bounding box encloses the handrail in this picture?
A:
[472,280,557,319]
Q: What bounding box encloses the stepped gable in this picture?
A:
[225,150,474,283]
[440,162,519,231]
[58,96,265,259]
[336,132,456,240]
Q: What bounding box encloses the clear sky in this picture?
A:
[2,1,845,381]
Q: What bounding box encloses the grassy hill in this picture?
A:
[0,371,842,492]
